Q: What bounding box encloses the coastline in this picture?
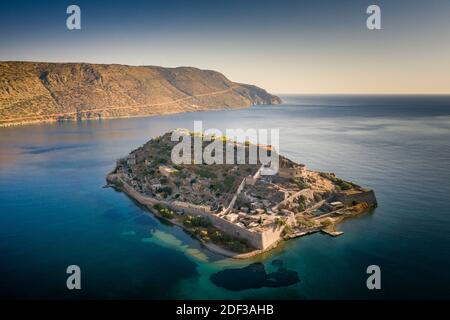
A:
[106,170,373,259]
[0,103,260,129]
[0,104,254,129]
[106,172,275,259]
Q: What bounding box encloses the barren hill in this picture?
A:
[0,62,281,127]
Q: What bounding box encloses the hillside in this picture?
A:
[0,62,282,127]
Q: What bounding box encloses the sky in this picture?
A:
[0,0,449,94]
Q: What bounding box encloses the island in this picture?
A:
[106,131,377,258]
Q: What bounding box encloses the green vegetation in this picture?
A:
[319,172,337,182]
[183,215,211,228]
[209,175,235,193]
[223,176,235,191]
[176,171,188,179]
[320,172,354,191]
[152,157,167,166]
[173,164,184,171]
[275,218,287,227]
[295,203,306,212]
[197,168,217,179]
[296,216,316,228]
[290,177,310,189]
[210,230,249,253]
[157,186,173,197]
[182,216,250,253]
[153,204,175,219]
[282,224,293,236]
[111,178,124,188]
[339,181,352,190]
[320,218,333,228]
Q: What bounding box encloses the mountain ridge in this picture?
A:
[0,61,282,127]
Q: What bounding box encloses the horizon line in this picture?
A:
[2,60,449,96]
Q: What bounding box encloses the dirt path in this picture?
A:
[1,85,241,122]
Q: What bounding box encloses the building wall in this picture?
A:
[108,173,284,250]
[168,201,276,250]
[278,167,305,179]
[335,190,378,207]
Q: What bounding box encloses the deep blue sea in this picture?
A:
[1,95,449,299]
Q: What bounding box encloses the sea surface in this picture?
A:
[1,95,450,299]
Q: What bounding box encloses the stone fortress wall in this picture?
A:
[107,172,283,250]
[168,201,282,250]
[334,189,378,207]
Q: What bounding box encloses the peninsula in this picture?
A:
[0,62,281,127]
[107,131,377,258]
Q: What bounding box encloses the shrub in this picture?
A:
[173,164,184,171]
[223,176,234,191]
[112,178,124,188]
[209,182,226,192]
[159,208,175,219]
[157,186,173,197]
[296,203,306,212]
[183,215,193,227]
[319,172,337,182]
[190,215,211,228]
[282,225,293,236]
[197,168,217,179]
[210,231,224,243]
[340,182,352,190]
[297,216,316,228]
[275,218,287,227]
[320,219,333,228]
[183,215,211,228]
[199,230,210,241]
[227,240,248,253]
[291,177,310,189]
[154,204,175,219]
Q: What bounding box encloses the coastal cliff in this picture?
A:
[0,62,282,127]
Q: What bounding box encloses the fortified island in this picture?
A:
[107,131,377,258]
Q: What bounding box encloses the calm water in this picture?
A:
[1,95,450,299]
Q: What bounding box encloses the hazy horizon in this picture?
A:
[1,0,449,94]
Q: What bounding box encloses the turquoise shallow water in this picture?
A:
[1,95,450,299]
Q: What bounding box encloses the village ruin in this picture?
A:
[107,130,377,257]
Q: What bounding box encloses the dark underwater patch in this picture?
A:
[271,259,283,267]
[210,262,299,291]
